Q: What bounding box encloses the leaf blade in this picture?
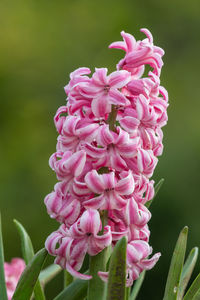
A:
[177,247,198,300]
[130,271,146,300]
[0,213,8,300]
[12,248,48,300]
[14,219,46,300]
[163,226,188,300]
[183,273,200,300]
[53,276,88,300]
[106,236,127,300]
[39,264,62,285]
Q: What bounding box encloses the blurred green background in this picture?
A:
[1,0,200,299]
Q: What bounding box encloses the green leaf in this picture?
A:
[163,226,188,300]
[14,219,34,263]
[177,247,198,300]
[130,271,146,300]
[183,273,200,300]
[14,219,46,300]
[39,264,62,285]
[0,213,8,300]
[146,178,164,208]
[53,276,88,300]
[64,270,73,288]
[193,288,200,300]
[106,236,127,300]
[12,248,48,300]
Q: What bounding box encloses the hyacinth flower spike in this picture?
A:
[44,28,168,300]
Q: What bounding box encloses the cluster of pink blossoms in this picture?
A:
[4,258,25,300]
[45,28,168,286]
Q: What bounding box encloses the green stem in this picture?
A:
[64,270,73,288]
[107,105,117,132]
[87,102,117,300]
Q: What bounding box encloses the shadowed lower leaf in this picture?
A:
[53,274,88,300]
[130,271,146,300]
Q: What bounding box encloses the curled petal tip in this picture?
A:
[140,28,153,43]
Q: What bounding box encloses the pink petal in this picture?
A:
[140,28,153,44]
[98,271,109,282]
[108,70,131,89]
[105,191,127,210]
[83,143,106,158]
[67,150,86,177]
[94,226,112,247]
[96,125,114,147]
[66,262,92,280]
[91,95,111,118]
[121,31,136,52]
[139,252,161,270]
[119,116,140,133]
[72,179,90,196]
[109,150,128,171]
[101,172,115,190]
[84,194,105,210]
[54,106,68,134]
[85,170,104,194]
[80,209,101,235]
[92,68,108,86]
[115,171,135,195]
[108,89,128,106]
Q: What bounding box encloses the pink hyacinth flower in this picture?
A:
[44,181,81,226]
[98,240,160,287]
[79,68,131,118]
[4,258,25,300]
[45,28,168,285]
[56,116,99,152]
[49,150,86,181]
[84,125,139,171]
[83,170,135,210]
[126,240,161,286]
[45,209,112,280]
[115,197,151,228]
[110,29,164,77]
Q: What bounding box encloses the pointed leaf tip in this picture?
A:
[13,219,46,300]
[13,219,34,263]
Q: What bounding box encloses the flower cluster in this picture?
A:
[4,258,25,300]
[45,29,168,286]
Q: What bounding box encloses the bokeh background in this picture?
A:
[1,0,200,299]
